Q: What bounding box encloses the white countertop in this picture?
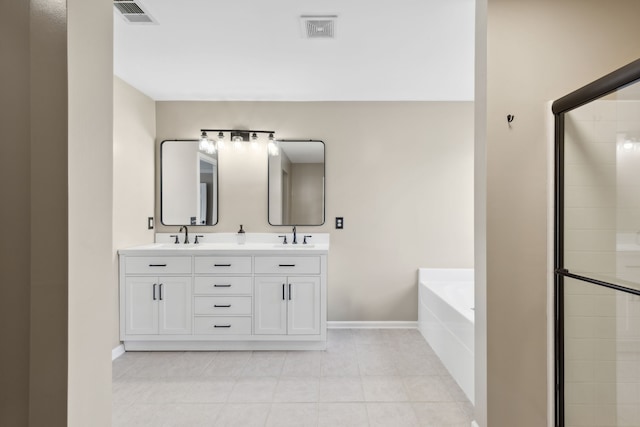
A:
[118,233,329,255]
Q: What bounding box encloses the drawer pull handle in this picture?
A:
[214,324,231,328]
[149,264,167,267]
[153,283,157,300]
[214,304,231,308]
[289,283,292,300]
[282,283,285,300]
[214,284,232,288]
[214,264,232,267]
[159,283,163,301]
[279,264,296,267]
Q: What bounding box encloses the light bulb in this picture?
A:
[624,141,634,150]
[268,140,279,156]
[206,140,216,154]
[217,132,225,150]
[199,131,209,151]
[232,135,244,150]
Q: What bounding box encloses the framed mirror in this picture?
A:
[268,140,325,226]
[161,140,218,226]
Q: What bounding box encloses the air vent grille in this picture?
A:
[114,2,143,14]
[300,15,337,39]
[114,0,156,25]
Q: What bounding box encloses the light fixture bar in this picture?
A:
[200,129,275,134]
[198,129,276,153]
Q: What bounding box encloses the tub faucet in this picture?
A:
[292,226,297,244]
[179,225,189,244]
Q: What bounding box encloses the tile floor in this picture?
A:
[112,329,474,427]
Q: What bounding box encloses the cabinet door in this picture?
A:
[125,277,159,335]
[158,277,192,335]
[254,276,287,335]
[287,276,321,335]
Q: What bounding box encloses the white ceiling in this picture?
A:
[114,0,475,101]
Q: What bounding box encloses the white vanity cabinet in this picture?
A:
[254,256,322,335]
[121,256,192,336]
[193,256,253,336]
[119,240,328,351]
[125,276,192,335]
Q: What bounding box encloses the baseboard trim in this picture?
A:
[327,321,418,329]
[112,344,125,360]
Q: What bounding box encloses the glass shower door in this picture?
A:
[555,60,640,427]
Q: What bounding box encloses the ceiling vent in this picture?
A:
[300,15,337,39]
[114,0,156,24]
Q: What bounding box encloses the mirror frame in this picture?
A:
[268,139,326,226]
[160,139,219,226]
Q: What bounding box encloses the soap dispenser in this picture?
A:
[236,224,246,245]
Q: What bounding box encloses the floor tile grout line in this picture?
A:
[113,329,473,426]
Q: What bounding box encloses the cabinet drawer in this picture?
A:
[194,316,252,335]
[194,276,252,295]
[125,256,192,274]
[255,256,320,274]
[195,256,252,274]
[194,296,252,315]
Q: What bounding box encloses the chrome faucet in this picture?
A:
[179,225,189,244]
[292,226,297,244]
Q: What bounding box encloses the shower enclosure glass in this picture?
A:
[554,59,640,427]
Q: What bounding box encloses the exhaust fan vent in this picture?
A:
[300,15,337,39]
[114,0,156,24]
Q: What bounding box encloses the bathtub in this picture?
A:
[418,268,474,404]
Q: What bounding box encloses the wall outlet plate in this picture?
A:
[336,217,344,229]
[147,217,154,230]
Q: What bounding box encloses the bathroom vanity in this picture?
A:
[118,233,328,351]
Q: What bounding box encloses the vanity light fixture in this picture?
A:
[232,136,244,150]
[198,131,217,154]
[217,132,225,150]
[199,131,209,151]
[199,129,276,152]
[267,133,279,156]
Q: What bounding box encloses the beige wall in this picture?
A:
[30,1,69,424]
[483,1,640,426]
[156,101,475,321]
[474,0,488,425]
[0,2,31,424]
[0,0,70,425]
[68,0,113,425]
[113,76,156,348]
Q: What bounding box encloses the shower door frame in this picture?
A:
[552,58,640,427]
